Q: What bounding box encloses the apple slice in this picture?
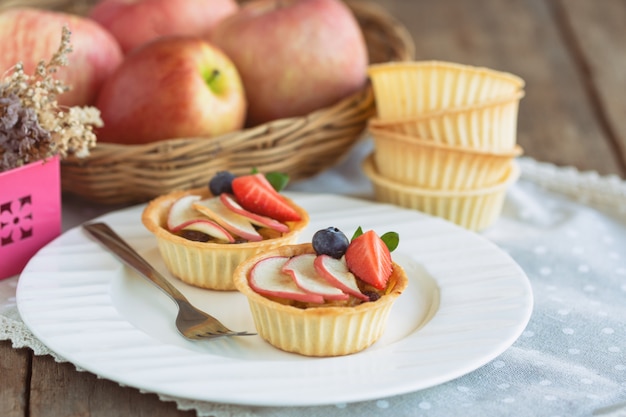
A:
[193,197,263,242]
[174,219,235,243]
[314,255,369,301]
[249,256,325,304]
[282,254,349,301]
[220,193,289,233]
[167,194,203,230]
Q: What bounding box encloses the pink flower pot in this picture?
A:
[0,156,61,279]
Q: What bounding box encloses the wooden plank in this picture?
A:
[2,1,624,415]
[0,342,29,417]
[555,0,626,173]
[370,0,625,176]
[28,355,195,417]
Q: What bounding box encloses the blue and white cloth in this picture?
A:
[1,138,625,417]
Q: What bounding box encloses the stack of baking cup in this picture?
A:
[363,60,525,231]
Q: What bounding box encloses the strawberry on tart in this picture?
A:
[142,171,309,290]
[233,226,408,357]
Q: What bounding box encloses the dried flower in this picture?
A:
[0,26,102,173]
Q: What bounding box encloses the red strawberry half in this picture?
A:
[232,173,301,222]
[344,230,392,290]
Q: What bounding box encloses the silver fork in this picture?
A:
[83,222,256,340]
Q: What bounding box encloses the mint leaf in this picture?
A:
[351,227,399,251]
[381,231,399,252]
[265,172,290,192]
[351,226,364,241]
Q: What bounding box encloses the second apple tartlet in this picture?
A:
[142,171,309,290]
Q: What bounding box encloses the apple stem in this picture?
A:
[207,69,220,84]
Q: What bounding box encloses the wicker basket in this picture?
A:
[0,0,414,204]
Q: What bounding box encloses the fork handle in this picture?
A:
[83,222,187,303]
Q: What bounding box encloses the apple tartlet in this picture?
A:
[233,227,408,357]
[142,172,309,290]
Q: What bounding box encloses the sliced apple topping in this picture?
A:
[167,194,235,242]
[176,219,235,242]
[249,256,325,304]
[314,254,369,301]
[282,254,349,301]
[167,194,202,231]
[193,196,263,242]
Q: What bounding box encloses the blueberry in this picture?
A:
[209,171,236,195]
[312,227,349,259]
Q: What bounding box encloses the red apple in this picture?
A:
[95,36,246,144]
[0,7,123,107]
[89,0,239,54]
[210,0,369,126]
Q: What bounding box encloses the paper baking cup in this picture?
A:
[233,243,408,357]
[142,188,309,290]
[362,154,520,231]
[369,127,522,190]
[368,90,524,152]
[367,60,525,120]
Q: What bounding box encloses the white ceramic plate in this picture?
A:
[17,193,532,407]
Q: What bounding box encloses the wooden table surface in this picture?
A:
[2,1,626,416]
